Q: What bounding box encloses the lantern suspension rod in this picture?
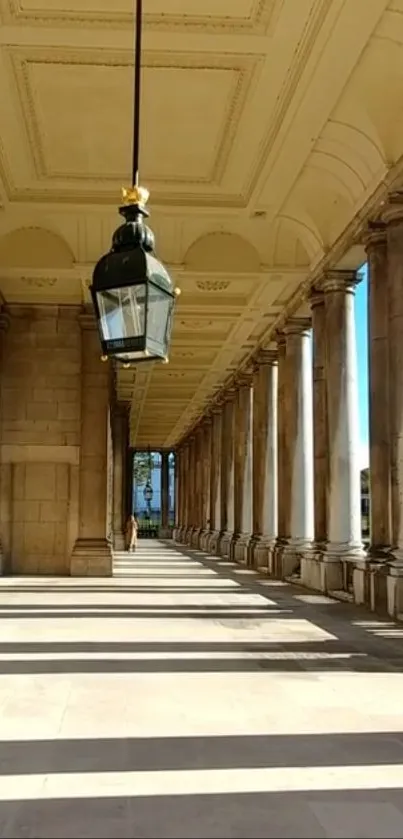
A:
[132,0,143,188]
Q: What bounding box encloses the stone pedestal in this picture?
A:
[71,313,112,576]
[320,271,364,590]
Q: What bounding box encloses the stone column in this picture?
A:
[321,271,363,590]
[0,311,10,574]
[112,403,127,550]
[251,350,278,570]
[383,197,403,615]
[173,447,182,541]
[231,373,253,564]
[71,313,112,576]
[124,447,133,523]
[199,417,212,549]
[218,391,236,557]
[191,428,203,547]
[207,406,222,554]
[177,443,188,543]
[280,319,314,577]
[273,331,291,576]
[160,450,170,538]
[301,291,329,590]
[185,436,195,544]
[365,224,392,555]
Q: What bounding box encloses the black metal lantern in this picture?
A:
[90,0,180,365]
[143,481,153,503]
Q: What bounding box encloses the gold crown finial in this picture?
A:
[121,185,150,207]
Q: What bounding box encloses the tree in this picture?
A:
[360,468,369,494]
[133,451,154,485]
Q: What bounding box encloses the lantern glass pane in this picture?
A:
[146,284,174,357]
[96,285,146,342]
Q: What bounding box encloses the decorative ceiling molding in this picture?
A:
[20,276,56,286]
[5,0,276,35]
[6,45,262,201]
[196,280,231,291]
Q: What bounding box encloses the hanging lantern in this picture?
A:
[90,0,180,365]
[143,481,153,502]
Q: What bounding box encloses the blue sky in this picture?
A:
[355,264,369,469]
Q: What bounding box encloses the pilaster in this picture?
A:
[70,312,112,576]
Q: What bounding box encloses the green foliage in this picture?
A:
[360,467,369,494]
[133,452,154,486]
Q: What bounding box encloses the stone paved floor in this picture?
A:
[1,541,403,837]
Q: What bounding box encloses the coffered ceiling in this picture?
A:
[0,0,402,445]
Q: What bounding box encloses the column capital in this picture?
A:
[0,311,10,332]
[319,269,359,294]
[210,401,223,416]
[222,384,238,403]
[274,329,286,348]
[363,221,387,251]
[381,190,403,226]
[284,316,311,336]
[235,370,253,389]
[254,348,278,367]
[308,287,324,309]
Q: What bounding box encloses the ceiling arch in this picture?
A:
[0,226,75,269]
[184,231,261,273]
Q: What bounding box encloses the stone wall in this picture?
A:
[0,306,81,574]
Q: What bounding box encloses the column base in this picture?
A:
[323,541,366,596]
[386,559,403,619]
[250,536,276,572]
[281,538,314,579]
[218,531,233,558]
[299,546,341,593]
[70,538,112,577]
[184,526,195,545]
[113,531,125,551]
[271,539,288,578]
[158,526,172,539]
[230,533,252,564]
[207,530,221,555]
[190,527,201,548]
[198,529,210,550]
[173,526,186,544]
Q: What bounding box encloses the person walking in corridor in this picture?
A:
[126,514,138,552]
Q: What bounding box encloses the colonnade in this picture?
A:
[110,437,173,547]
[174,201,403,618]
